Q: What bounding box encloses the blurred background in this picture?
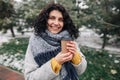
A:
[0,0,120,80]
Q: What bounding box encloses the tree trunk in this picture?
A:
[102,29,107,49]
[10,26,15,37]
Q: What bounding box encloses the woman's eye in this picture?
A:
[49,16,55,20]
[59,18,64,22]
[49,16,63,22]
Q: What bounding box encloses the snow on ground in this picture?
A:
[0,29,32,46]
[77,26,102,48]
[0,29,32,72]
[0,32,12,46]
[0,53,24,72]
[76,26,120,54]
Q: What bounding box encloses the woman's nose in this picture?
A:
[54,20,59,25]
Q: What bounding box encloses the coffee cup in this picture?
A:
[61,40,70,53]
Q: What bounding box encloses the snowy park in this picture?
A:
[0,0,120,80]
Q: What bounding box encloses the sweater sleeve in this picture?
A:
[71,51,82,65]
[24,44,58,80]
[51,58,62,74]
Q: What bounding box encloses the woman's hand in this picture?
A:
[55,52,73,65]
[55,41,77,65]
[66,41,77,55]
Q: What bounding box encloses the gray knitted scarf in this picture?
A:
[30,30,79,80]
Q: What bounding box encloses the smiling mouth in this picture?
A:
[53,26,59,30]
[50,25,61,30]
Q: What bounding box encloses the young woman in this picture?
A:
[24,3,87,80]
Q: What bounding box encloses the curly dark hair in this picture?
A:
[33,3,79,39]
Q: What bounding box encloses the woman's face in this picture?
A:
[47,10,64,34]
